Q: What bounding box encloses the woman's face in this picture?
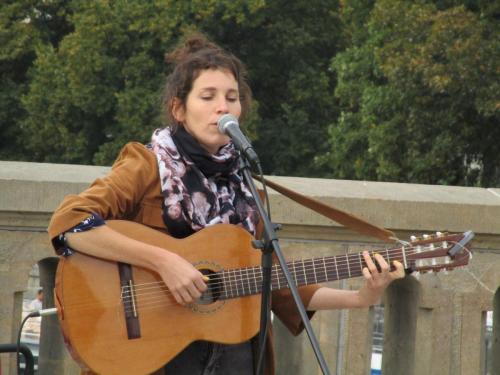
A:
[173,68,241,154]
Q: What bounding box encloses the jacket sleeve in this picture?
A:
[271,284,321,336]
[47,142,159,253]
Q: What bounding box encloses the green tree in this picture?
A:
[208,0,342,177]
[0,0,72,160]
[17,0,342,176]
[324,0,500,186]
[21,1,181,164]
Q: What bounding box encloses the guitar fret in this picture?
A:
[278,264,284,289]
[245,268,252,296]
[386,249,391,269]
[334,256,339,280]
[402,246,408,268]
[302,259,307,285]
[220,271,225,299]
[224,270,232,299]
[236,269,242,296]
[260,266,264,292]
[237,269,243,296]
[219,272,225,299]
[241,269,246,294]
[232,270,239,297]
[346,254,351,278]
[275,264,281,290]
[322,258,328,282]
[239,269,245,295]
[230,270,237,298]
[312,259,318,284]
[252,266,258,294]
[240,268,246,296]
[292,261,297,285]
[358,252,363,272]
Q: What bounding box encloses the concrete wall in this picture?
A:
[1,160,499,375]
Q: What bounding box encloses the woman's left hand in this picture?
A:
[357,251,405,307]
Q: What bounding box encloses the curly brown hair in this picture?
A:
[162,33,252,128]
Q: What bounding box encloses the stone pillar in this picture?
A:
[0,230,46,375]
[492,289,500,375]
[382,276,420,375]
[413,276,454,375]
[38,257,80,375]
[459,290,494,375]
[343,307,374,375]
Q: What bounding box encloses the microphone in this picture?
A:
[217,114,260,166]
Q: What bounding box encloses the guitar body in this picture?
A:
[55,220,261,375]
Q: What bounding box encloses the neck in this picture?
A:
[217,247,405,300]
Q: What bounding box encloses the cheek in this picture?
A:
[233,102,242,117]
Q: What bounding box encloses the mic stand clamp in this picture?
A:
[238,158,331,375]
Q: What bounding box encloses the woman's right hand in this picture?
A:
[66,225,207,306]
[156,251,208,305]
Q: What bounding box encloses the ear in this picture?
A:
[171,98,185,123]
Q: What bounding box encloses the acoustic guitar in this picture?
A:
[54,220,473,375]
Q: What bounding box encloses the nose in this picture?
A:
[215,97,229,114]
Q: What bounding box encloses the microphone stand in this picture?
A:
[238,157,331,375]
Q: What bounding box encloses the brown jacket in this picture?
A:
[48,142,320,375]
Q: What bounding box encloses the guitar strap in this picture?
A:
[252,174,398,243]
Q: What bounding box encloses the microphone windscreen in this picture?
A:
[217,114,239,134]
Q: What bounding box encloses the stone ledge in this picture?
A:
[1,161,499,235]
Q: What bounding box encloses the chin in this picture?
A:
[213,135,231,148]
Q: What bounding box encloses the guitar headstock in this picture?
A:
[404,231,474,274]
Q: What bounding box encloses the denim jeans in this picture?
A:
[162,340,254,375]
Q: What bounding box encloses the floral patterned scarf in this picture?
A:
[150,126,258,238]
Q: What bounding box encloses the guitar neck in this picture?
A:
[219,247,405,300]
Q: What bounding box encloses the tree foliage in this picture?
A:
[4,0,341,174]
[0,0,73,160]
[1,0,498,186]
[323,0,499,186]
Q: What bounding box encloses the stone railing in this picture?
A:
[1,160,499,375]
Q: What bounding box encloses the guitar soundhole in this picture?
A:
[198,269,222,305]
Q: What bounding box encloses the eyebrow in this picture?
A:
[199,87,239,94]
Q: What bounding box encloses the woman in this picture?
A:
[48,35,404,374]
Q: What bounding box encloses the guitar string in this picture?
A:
[118,244,412,302]
[64,248,406,312]
[121,240,456,294]
[123,244,417,292]
[121,262,387,314]
[65,245,407,309]
[64,241,466,314]
[120,239,466,313]
[64,241,457,310]
[102,265,477,316]
[122,259,471,315]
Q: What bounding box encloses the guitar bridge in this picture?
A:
[118,262,141,340]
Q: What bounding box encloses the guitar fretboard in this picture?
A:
[217,248,406,300]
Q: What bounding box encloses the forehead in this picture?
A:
[192,69,238,91]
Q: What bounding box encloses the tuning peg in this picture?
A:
[410,235,417,242]
[436,231,443,237]
[423,234,430,239]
